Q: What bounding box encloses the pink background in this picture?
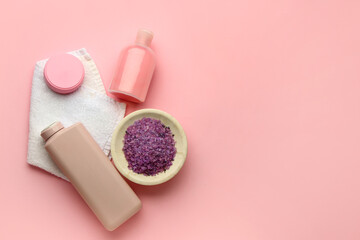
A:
[1,0,360,239]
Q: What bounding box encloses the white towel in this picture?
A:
[27,48,125,181]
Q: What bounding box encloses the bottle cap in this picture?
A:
[41,122,64,141]
[135,29,154,47]
[44,53,84,94]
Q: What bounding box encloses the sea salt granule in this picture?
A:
[123,117,177,176]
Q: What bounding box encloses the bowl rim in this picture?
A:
[111,108,188,185]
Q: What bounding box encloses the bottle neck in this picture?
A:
[135,29,153,47]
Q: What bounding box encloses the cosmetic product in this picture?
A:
[41,122,141,231]
[109,29,156,103]
[44,53,84,94]
[123,117,176,176]
[111,109,188,186]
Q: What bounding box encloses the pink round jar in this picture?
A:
[44,53,84,94]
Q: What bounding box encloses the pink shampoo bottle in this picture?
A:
[109,29,156,103]
[41,122,142,231]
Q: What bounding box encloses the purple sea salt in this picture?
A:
[123,117,177,176]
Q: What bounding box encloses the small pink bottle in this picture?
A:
[109,29,156,103]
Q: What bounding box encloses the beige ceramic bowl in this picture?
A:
[111,109,188,185]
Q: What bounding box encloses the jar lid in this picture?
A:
[44,53,84,94]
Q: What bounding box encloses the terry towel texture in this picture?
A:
[27,48,125,181]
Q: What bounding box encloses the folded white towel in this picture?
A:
[27,48,125,181]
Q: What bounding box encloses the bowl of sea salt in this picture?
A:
[111,109,188,185]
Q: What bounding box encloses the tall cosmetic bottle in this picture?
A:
[41,122,142,231]
[109,29,156,103]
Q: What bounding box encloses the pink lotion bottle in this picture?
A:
[41,122,142,231]
[109,29,156,103]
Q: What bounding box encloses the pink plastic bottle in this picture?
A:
[109,29,156,103]
[41,122,142,231]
